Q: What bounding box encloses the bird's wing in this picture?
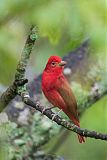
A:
[43,86,66,110]
[55,74,79,121]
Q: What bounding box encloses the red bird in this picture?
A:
[42,56,85,143]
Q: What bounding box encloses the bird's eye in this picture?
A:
[51,62,56,66]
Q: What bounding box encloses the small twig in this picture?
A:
[20,94,107,141]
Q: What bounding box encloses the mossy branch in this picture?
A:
[0,25,37,112]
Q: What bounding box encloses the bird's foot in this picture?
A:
[51,109,62,121]
[42,106,55,114]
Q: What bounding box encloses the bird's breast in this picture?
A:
[42,72,57,92]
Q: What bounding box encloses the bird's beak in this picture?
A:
[59,61,67,66]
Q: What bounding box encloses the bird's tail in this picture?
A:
[70,116,85,143]
[77,134,85,143]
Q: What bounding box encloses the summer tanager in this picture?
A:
[42,56,85,143]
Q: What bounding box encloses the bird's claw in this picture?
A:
[51,109,62,121]
[42,108,46,114]
[51,113,57,121]
[42,106,55,114]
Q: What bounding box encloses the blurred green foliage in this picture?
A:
[0,0,106,160]
[0,121,10,160]
[9,112,60,160]
[0,0,106,84]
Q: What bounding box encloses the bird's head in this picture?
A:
[44,56,67,74]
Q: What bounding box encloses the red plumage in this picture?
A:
[42,56,85,143]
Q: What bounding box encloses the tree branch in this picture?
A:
[15,25,37,81]
[0,25,37,112]
[20,95,107,141]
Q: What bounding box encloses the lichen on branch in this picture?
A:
[0,26,37,112]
